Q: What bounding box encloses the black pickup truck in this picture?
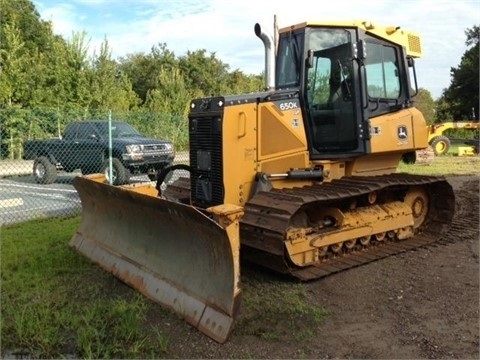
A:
[23,120,175,185]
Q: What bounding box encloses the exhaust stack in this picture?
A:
[254,23,275,91]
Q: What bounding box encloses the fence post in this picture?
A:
[108,110,113,185]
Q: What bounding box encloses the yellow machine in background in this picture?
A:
[427,121,480,155]
[70,20,455,343]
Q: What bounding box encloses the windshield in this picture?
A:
[306,29,352,107]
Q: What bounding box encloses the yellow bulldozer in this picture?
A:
[70,20,455,343]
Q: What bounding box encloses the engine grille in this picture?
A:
[189,114,224,208]
[142,144,167,151]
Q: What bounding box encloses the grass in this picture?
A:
[0,217,170,359]
[398,151,480,176]
[237,268,327,342]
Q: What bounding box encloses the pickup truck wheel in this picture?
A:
[103,158,129,185]
[33,156,57,184]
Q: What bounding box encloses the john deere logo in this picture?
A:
[398,126,408,139]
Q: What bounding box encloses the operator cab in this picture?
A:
[275,22,420,160]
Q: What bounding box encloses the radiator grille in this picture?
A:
[189,115,224,208]
[408,34,422,56]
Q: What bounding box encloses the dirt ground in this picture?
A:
[154,175,479,359]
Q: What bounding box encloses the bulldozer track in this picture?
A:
[240,174,455,281]
[290,231,441,280]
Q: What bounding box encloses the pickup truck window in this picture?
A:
[77,123,97,139]
[63,123,97,140]
[96,122,142,138]
[63,123,79,140]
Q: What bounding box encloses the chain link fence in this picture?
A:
[0,108,190,226]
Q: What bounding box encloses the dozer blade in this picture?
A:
[70,175,242,343]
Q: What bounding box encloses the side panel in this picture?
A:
[410,107,430,148]
[256,99,310,175]
[369,108,428,154]
[344,107,430,176]
[257,100,308,160]
[222,104,258,206]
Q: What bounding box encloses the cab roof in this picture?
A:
[278,20,422,58]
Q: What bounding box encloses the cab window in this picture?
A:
[365,42,400,99]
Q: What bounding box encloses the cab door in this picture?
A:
[305,43,361,158]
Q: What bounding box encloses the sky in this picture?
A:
[32,0,479,99]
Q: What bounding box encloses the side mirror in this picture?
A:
[407,56,419,96]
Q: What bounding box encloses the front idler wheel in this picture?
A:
[404,186,429,230]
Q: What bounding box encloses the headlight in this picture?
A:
[164,143,173,151]
[126,144,141,153]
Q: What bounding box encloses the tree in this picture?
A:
[89,39,139,111]
[178,49,231,96]
[0,0,76,109]
[62,31,92,109]
[413,88,436,125]
[145,67,198,115]
[226,70,263,94]
[436,25,479,121]
[118,43,178,104]
[142,67,196,147]
[0,20,27,107]
[0,0,53,53]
